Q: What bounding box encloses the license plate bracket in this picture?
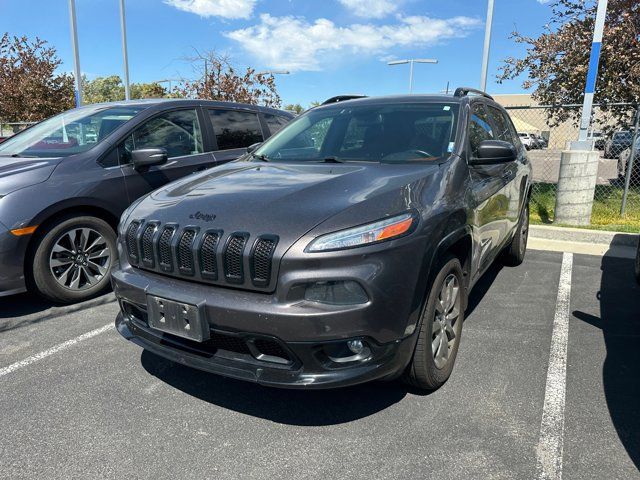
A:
[146,295,209,342]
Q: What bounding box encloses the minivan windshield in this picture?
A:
[254,102,459,163]
[0,105,145,159]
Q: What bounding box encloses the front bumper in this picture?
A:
[116,311,415,389]
[0,221,28,297]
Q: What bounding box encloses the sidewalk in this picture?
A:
[529,225,638,259]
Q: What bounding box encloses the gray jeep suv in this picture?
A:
[112,88,532,390]
[0,99,292,303]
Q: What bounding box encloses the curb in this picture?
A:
[529,225,639,247]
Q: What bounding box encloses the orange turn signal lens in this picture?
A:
[10,225,38,236]
[376,217,414,241]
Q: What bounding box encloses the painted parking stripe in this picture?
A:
[0,323,113,378]
[536,252,573,480]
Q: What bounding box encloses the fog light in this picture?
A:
[347,339,364,354]
[304,280,368,305]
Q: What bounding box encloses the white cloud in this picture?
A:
[225,14,481,71]
[164,0,256,20]
[338,0,397,19]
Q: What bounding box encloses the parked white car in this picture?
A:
[518,132,541,150]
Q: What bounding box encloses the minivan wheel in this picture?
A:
[403,256,465,391]
[503,202,529,266]
[31,216,117,304]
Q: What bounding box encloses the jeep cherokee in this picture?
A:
[112,88,531,390]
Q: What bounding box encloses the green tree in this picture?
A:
[498,0,640,128]
[131,82,167,99]
[82,75,125,104]
[0,33,74,122]
[284,103,304,114]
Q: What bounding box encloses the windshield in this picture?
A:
[254,102,459,163]
[0,105,145,158]
[614,131,632,141]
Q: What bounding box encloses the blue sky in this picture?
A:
[2,0,554,106]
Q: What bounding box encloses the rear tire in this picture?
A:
[403,256,465,391]
[503,202,529,267]
[31,215,116,304]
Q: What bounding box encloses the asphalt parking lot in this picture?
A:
[1,249,638,479]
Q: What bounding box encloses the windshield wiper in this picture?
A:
[320,156,344,163]
[250,152,270,162]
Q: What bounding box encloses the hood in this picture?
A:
[130,160,441,246]
[0,157,61,196]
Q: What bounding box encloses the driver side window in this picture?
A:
[468,104,494,158]
[118,109,203,164]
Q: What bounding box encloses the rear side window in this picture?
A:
[488,106,514,145]
[130,109,203,159]
[264,114,290,136]
[468,104,494,157]
[209,109,263,150]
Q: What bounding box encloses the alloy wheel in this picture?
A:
[49,227,111,291]
[432,273,461,369]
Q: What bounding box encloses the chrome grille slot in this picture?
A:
[224,233,248,284]
[199,231,221,280]
[158,226,175,272]
[177,229,196,275]
[250,236,278,287]
[126,221,141,265]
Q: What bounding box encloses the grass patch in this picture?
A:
[530,182,640,233]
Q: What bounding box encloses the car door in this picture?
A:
[488,105,523,234]
[207,108,265,164]
[118,108,216,203]
[467,103,514,276]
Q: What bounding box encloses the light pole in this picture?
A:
[256,70,290,76]
[68,0,82,107]
[156,78,182,94]
[480,0,495,92]
[387,59,438,94]
[119,0,131,100]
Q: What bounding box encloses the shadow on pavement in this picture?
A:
[0,291,116,332]
[465,260,503,318]
[573,254,640,470]
[141,350,413,426]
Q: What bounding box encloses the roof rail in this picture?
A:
[453,87,494,101]
[322,94,367,105]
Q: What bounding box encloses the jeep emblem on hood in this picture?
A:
[189,211,216,222]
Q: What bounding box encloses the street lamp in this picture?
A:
[256,70,290,76]
[387,59,438,94]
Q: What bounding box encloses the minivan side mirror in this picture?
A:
[131,148,168,169]
[246,142,262,154]
[470,140,517,165]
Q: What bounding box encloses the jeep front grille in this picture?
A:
[124,221,278,291]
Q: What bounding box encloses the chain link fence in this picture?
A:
[504,104,640,231]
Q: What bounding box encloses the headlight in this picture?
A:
[306,212,416,252]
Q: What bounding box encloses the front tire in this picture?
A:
[503,202,529,266]
[403,256,465,390]
[31,215,116,304]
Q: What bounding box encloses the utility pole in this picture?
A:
[554,0,609,226]
[68,0,83,107]
[119,0,131,100]
[480,0,495,92]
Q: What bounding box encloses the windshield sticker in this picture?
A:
[447,142,455,153]
[443,106,451,111]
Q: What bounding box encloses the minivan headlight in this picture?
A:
[306,212,415,252]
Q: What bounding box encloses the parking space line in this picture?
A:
[0,323,113,378]
[536,252,573,480]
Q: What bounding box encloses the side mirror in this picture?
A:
[131,148,168,169]
[246,142,262,154]
[471,140,517,165]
